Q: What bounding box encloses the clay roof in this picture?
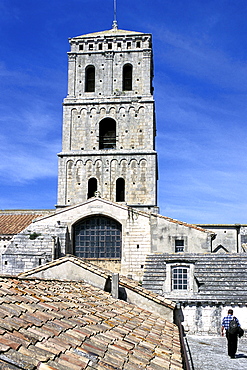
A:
[0,214,41,235]
[0,211,54,235]
[19,255,176,311]
[0,275,183,369]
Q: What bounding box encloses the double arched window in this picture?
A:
[122,64,133,91]
[85,64,133,92]
[85,65,95,92]
[99,118,116,149]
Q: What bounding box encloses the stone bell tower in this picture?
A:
[57,25,158,212]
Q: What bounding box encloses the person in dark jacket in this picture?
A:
[221,309,240,358]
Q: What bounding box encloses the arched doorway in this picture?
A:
[74,216,122,259]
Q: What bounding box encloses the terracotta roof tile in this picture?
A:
[0,276,183,369]
[0,214,43,235]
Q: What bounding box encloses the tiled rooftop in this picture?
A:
[0,211,53,235]
[19,255,176,311]
[0,275,183,369]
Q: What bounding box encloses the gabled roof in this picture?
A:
[19,255,176,311]
[0,198,215,240]
[32,197,214,235]
[156,214,214,234]
[0,274,183,369]
[71,28,146,40]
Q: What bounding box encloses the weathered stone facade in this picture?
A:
[57,28,157,211]
[1,198,213,280]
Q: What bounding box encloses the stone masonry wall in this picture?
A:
[181,305,247,335]
[1,222,69,275]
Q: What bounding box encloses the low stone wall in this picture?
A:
[176,304,247,335]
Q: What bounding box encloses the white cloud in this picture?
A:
[152,26,247,91]
[0,104,60,184]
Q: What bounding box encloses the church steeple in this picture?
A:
[57,27,158,212]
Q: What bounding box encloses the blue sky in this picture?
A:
[1,0,247,224]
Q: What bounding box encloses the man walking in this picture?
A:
[221,309,240,358]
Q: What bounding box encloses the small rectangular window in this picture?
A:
[117,42,121,48]
[136,41,141,48]
[89,44,93,50]
[172,267,188,290]
[127,42,131,49]
[108,43,112,49]
[79,44,84,50]
[175,239,184,252]
[98,43,103,50]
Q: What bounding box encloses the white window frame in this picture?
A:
[164,263,196,296]
[172,266,188,290]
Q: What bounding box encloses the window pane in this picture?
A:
[74,216,121,259]
[172,267,188,290]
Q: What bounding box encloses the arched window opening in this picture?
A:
[85,65,95,92]
[99,118,116,149]
[87,178,97,198]
[74,216,122,259]
[123,64,132,91]
[116,178,125,202]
